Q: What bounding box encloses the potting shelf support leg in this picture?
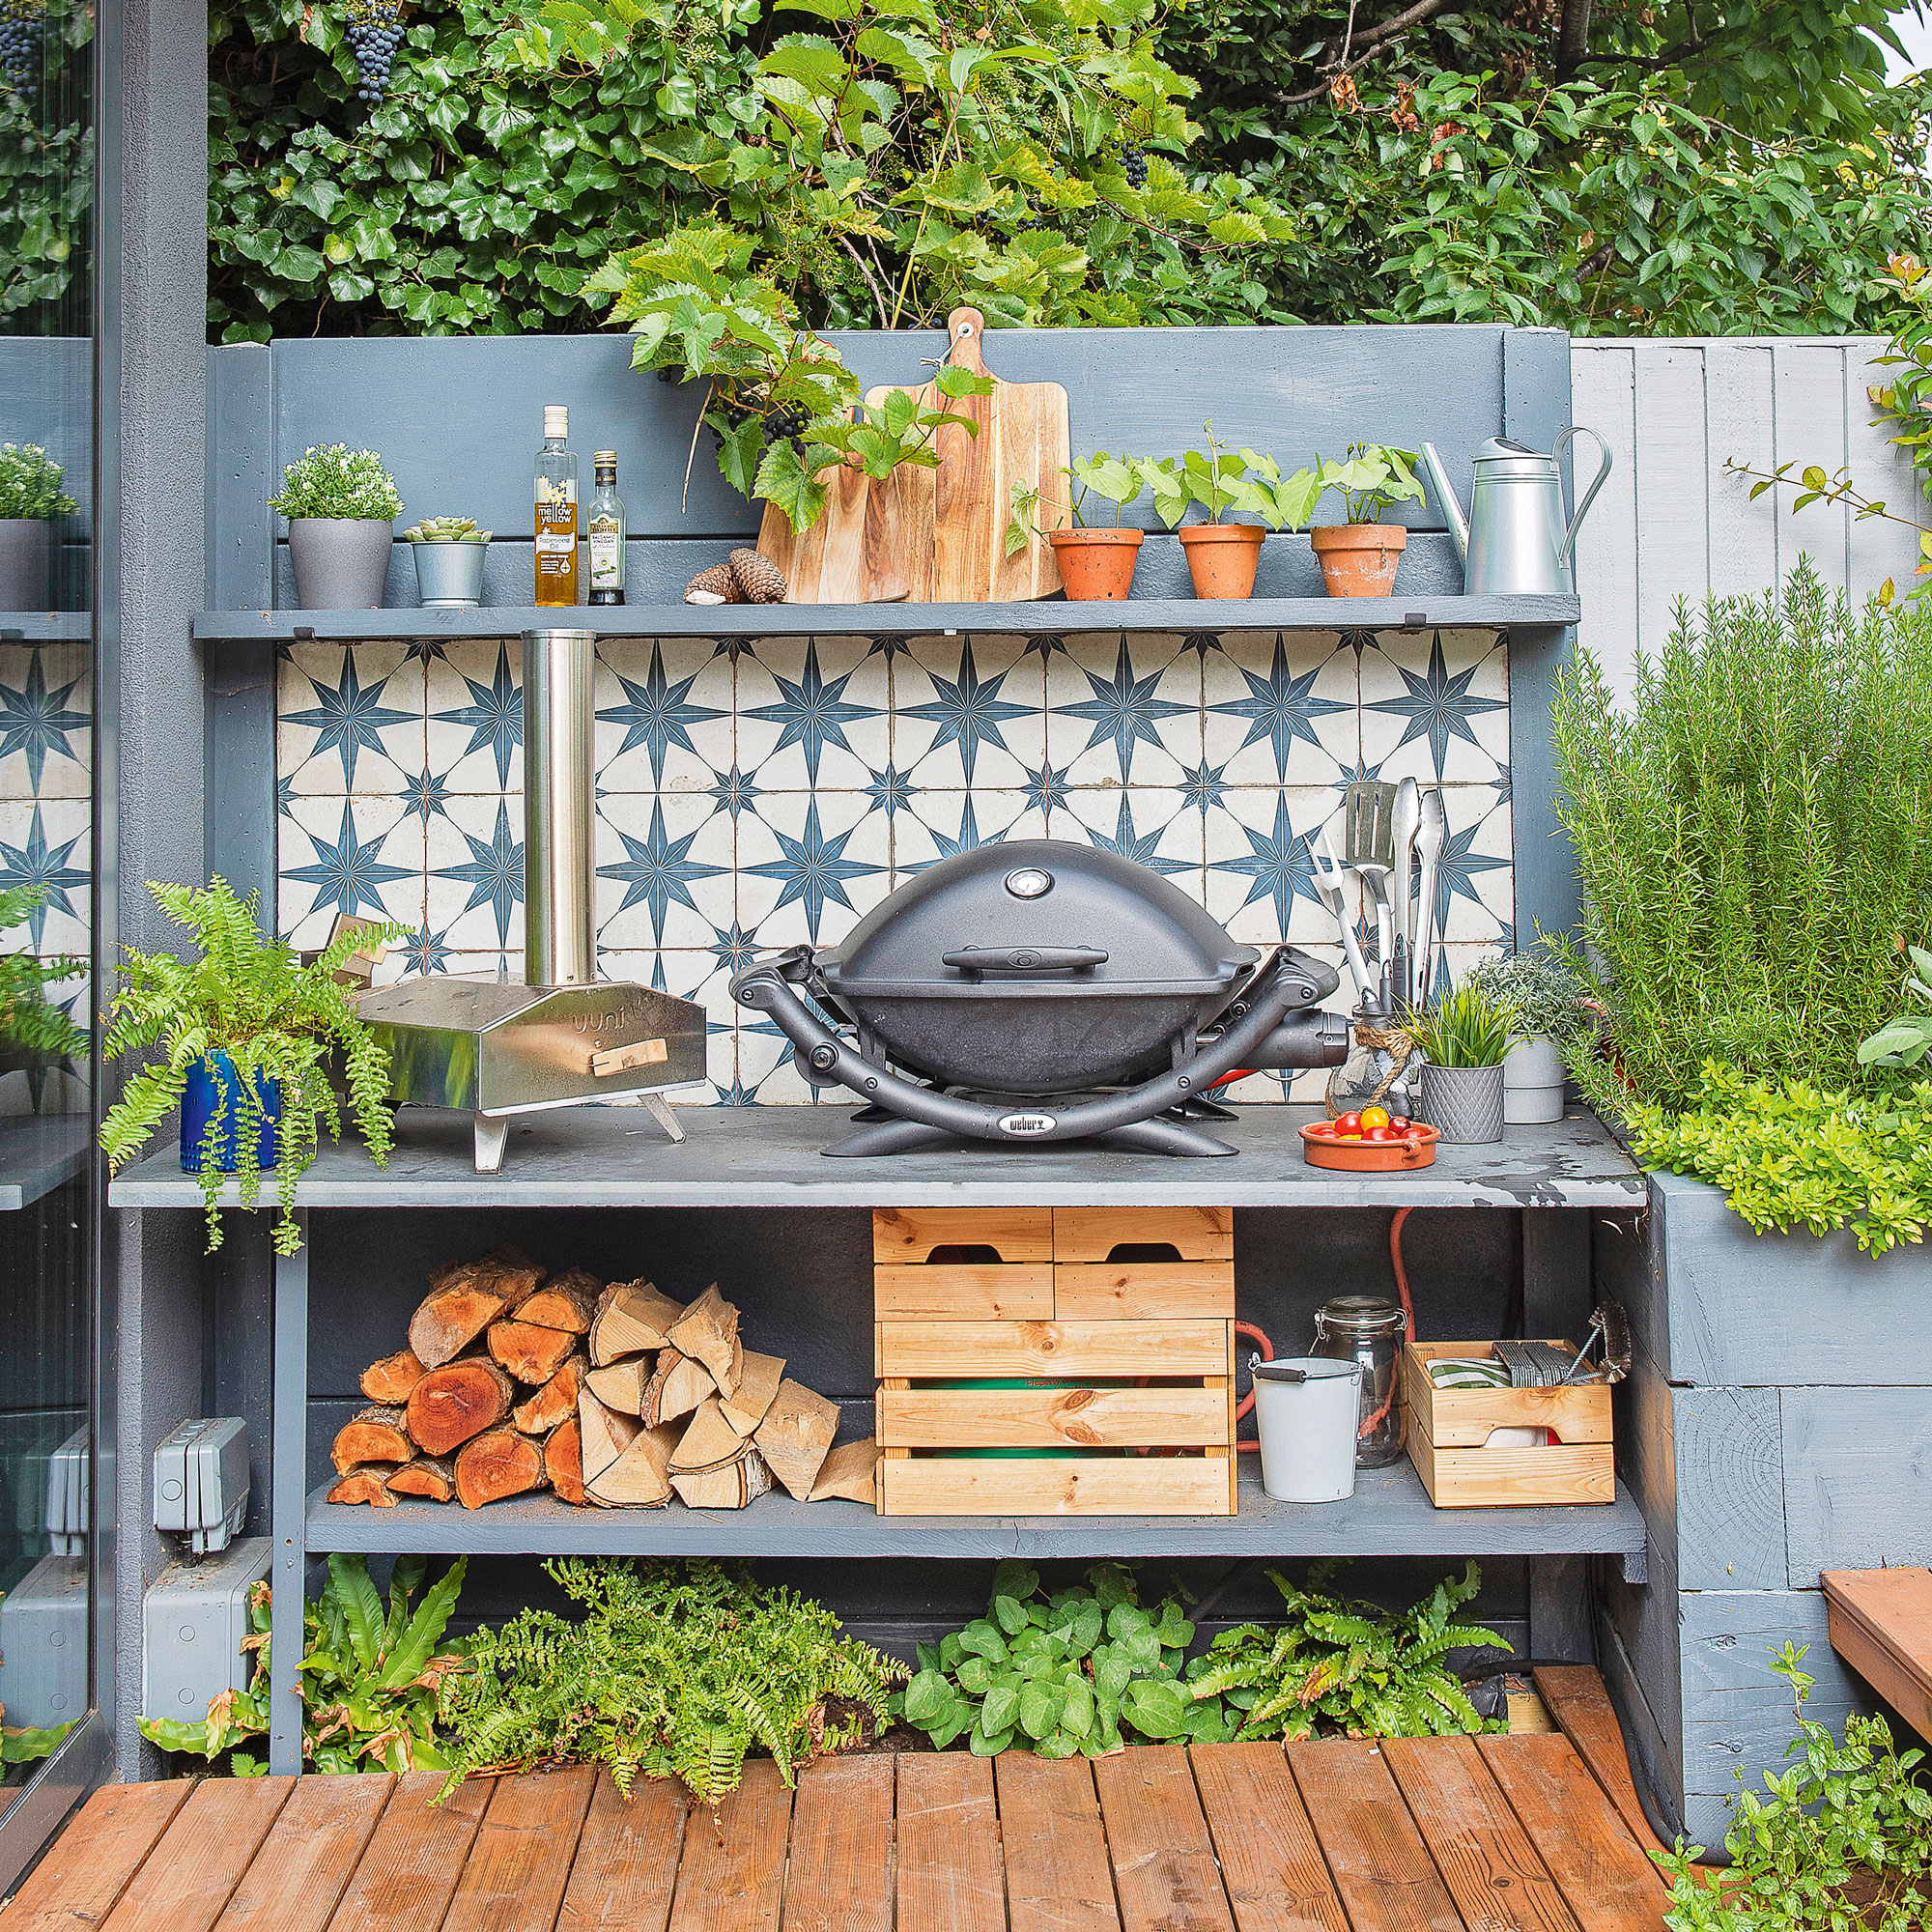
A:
[1523,1208,1598,1665]
[269,1216,308,1776]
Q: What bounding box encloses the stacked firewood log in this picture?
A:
[327,1246,878,1511]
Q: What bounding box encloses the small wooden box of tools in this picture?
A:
[1402,1340,1614,1508]
[872,1206,1236,1516]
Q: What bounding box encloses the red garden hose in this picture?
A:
[1234,1320,1271,1452]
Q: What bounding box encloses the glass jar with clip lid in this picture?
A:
[1313,1293,1409,1467]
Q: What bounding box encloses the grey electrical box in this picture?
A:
[153,1416,250,1553]
[45,1426,88,1556]
[0,1553,87,1733]
[141,1536,270,1727]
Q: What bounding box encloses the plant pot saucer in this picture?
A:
[1300,1121,1438,1170]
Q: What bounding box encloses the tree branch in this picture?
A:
[1556,0,1592,77]
[1269,0,1455,107]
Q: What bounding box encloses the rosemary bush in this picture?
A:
[1551,570,1932,1112]
[98,879,403,1254]
[0,442,75,519]
[439,1559,903,1804]
[269,444,402,521]
[1464,950,1594,1051]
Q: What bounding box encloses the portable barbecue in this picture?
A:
[730,842,1349,1156]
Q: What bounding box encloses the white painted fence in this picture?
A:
[1569,337,1925,694]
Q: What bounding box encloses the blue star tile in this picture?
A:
[402,767,453,822]
[0,808,87,945]
[598,642,729,788]
[284,804,417,924]
[1208,639,1353,781]
[904,795,993,871]
[0,653,89,794]
[708,766,762,818]
[746,797,883,942]
[864,763,917,819]
[596,799,730,948]
[435,642,522,788]
[400,925,456,976]
[436,798,524,948]
[1020,757,1072,820]
[708,923,760,977]
[1055,639,1192,782]
[901,639,1032,784]
[1365,634,1507,781]
[1213,793,1321,936]
[1428,815,1512,932]
[744,639,874,786]
[1179,757,1231,814]
[285,654,415,791]
[1082,795,1193,878]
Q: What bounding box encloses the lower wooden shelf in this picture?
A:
[305,1459,1649,1571]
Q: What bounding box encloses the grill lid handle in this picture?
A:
[940,945,1109,975]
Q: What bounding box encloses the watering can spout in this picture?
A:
[1419,444,1467,563]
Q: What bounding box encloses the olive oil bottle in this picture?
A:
[587,450,625,606]
[533,405,579,606]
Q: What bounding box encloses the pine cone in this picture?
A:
[728,549,788,604]
[684,562,746,607]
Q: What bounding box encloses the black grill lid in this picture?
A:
[819,841,1256,999]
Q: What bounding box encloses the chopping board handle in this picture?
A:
[946,307,988,377]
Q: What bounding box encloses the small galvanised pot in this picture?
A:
[288,518,394,611]
[0,520,51,609]
[411,538,490,608]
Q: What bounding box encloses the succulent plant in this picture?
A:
[404,516,491,543]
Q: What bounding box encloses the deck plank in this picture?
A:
[995,1754,1120,1932]
[442,1766,598,1932]
[1476,1735,1668,1932]
[1190,1743,1349,1932]
[665,1761,792,1932]
[0,1780,194,1931]
[1093,1746,1235,1932]
[1533,1666,1666,1856]
[1287,1741,1462,1932]
[556,1772,691,1932]
[895,1754,1004,1932]
[213,1775,395,1932]
[100,1778,297,1932]
[1382,1737,1578,1932]
[781,1755,895,1932]
[326,1768,492,1932]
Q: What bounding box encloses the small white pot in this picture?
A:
[1503,1036,1567,1125]
[1252,1357,1364,1504]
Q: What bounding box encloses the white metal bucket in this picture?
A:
[1252,1357,1365,1503]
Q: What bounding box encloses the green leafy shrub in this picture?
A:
[1655,1644,1932,1931]
[1188,1561,1507,1740]
[1861,944,1932,1072]
[1465,950,1594,1052]
[269,444,402,521]
[438,1558,901,1804]
[1403,982,1518,1068]
[98,879,405,1255]
[139,1553,467,1774]
[0,884,85,1062]
[0,442,75,520]
[896,1560,1232,1757]
[1550,570,1932,1114]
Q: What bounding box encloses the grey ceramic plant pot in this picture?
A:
[0,520,51,610]
[288,518,394,611]
[1503,1036,1567,1125]
[1417,1062,1507,1144]
[411,538,489,608]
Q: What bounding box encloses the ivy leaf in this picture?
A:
[1122,1678,1189,1740]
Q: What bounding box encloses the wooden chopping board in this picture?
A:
[757,308,1070,604]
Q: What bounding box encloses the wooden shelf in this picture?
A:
[191,595,1578,644]
[306,1459,1649,1570]
[0,1116,91,1210]
[111,1103,1646,1211]
[0,611,89,640]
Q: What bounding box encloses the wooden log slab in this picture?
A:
[327,1463,399,1506]
[454,1427,549,1508]
[387,1456,458,1502]
[719,1350,786,1436]
[331,1406,414,1474]
[488,1319,579,1386]
[641,1349,713,1428]
[579,1385,641,1492]
[669,1398,743,1475]
[407,1357,515,1457]
[754,1380,840,1499]
[671,1444,774,1510]
[667,1286,742,1395]
[586,1421,682,1508]
[589,1280,685,1366]
[513,1356,585,1435]
[411,1246,546,1368]
[360,1349,426,1405]
[518,1264,604,1335]
[547,1417,585,1505]
[584,1356,653,1417]
[810,1438,880,1505]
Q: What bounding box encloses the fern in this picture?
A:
[1189,1561,1510,1742]
[98,878,404,1255]
[0,884,85,1064]
[438,1559,904,1805]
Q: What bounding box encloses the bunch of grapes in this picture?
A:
[344,0,404,103]
[0,0,42,104]
[1118,144,1149,189]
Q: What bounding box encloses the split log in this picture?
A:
[578,1385,641,1491]
[360,1349,427,1406]
[640,1349,712,1429]
[584,1356,652,1417]
[407,1357,515,1457]
[669,1398,743,1475]
[518,1264,604,1335]
[667,1285,742,1395]
[809,1438,880,1505]
[512,1355,584,1435]
[589,1280,685,1366]
[718,1350,785,1436]
[755,1380,840,1500]
[546,1417,585,1505]
[671,1445,774,1511]
[327,1463,399,1507]
[411,1246,545,1368]
[454,1427,548,1509]
[387,1457,458,1503]
[331,1406,414,1475]
[585,1421,681,1508]
[488,1319,578,1387]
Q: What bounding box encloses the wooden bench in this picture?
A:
[1822,1566,1932,1744]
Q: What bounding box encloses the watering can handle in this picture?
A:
[1552,426,1612,566]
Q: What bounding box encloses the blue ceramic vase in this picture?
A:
[181,1051,282,1173]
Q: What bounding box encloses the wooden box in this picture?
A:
[1401,1340,1614,1509]
[873,1207,1236,1516]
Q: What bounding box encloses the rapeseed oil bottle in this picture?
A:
[534,405,579,605]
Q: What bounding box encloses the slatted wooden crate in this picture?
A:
[1401,1339,1614,1508]
[874,1207,1236,1515]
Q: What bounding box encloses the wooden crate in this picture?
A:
[872,1208,1236,1516]
[1402,1340,1614,1509]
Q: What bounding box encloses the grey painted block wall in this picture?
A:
[1599,1176,1930,1847]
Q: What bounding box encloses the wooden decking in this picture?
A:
[2,1729,1669,1932]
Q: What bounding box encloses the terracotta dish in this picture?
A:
[1300,1120,1439,1171]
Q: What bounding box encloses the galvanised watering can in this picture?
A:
[1420,432,1612,595]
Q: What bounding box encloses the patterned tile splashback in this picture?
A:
[275,629,1515,1105]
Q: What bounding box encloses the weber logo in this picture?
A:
[997,1112,1057,1137]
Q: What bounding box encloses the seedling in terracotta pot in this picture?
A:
[1006,455,1149,601]
[1272,443,1424,597]
[1141,426,1293,599]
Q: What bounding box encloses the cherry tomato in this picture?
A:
[1360,1104,1391,1131]
[1306,1122,1333,1137]
[1364,1124,1397,1143]
[1333,1111,1362,1135]
[1387,1116,1411,1132]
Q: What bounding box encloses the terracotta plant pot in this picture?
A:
[1311,523,1407,597]
[1048,526,1144,601]
[1177,522,1264,599]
